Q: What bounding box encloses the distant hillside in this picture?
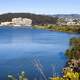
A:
[52,14,80,19]
[0,13,58,25]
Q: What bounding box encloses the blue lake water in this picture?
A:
[0,27,79,80]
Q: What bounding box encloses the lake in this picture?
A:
[0,27,79,80]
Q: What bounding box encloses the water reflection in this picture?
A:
[0,28,13,43]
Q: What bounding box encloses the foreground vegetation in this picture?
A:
[65,38,80,59]
[8,71,28,80]
[33,25,80,33]
[50,37,80,80]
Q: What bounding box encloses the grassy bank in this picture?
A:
[33,25,80,33]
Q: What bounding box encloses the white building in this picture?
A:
[1,17,32,26]
[67,21,80,25]
[22,18,32,26]
[1,22,13,26]
[12,17,32,26]
[67,22,76,25]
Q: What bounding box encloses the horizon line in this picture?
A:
[0,12,80,15]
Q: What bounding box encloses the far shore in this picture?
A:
[32,25,80,34]
[0,24,80,34]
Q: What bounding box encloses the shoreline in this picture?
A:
[0,25,80,35]
[32,25,80,34]
[0,25,32,29]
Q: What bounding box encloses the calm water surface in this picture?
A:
[0,27,79,80]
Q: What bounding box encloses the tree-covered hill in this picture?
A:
[0,13,58,25]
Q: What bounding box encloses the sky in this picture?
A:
[0,0,80,14]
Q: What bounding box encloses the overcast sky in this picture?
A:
[0,0,80,14]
